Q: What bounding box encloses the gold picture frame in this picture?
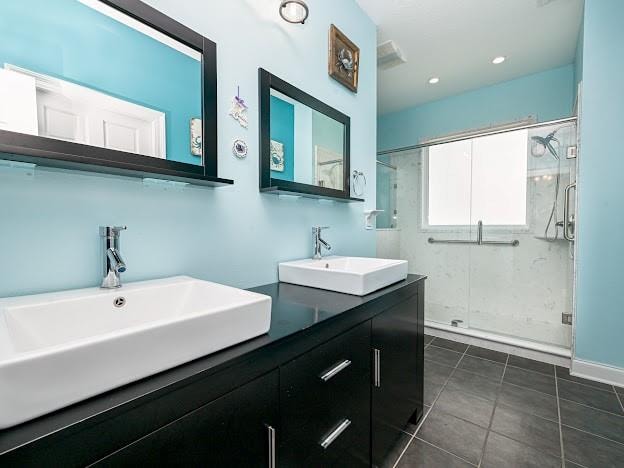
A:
[328,24,360,93]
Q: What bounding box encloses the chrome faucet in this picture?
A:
[312,226,331,260]
[100,226,127,289]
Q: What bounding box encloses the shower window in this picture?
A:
[423,130,529,229]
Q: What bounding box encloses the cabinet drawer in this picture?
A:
[280,322,371,466]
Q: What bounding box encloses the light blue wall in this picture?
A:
[574,20,585,88]
[378,65,575,151]
[574,0,624,369]
[0,0,377,298]
[269,96,295,181]
[0,0,201,165]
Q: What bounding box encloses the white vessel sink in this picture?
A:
[279,256,408,296]
[0,276,271,429]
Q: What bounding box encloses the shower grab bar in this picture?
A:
[428,220,520,247]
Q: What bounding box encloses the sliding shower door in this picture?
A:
[467,122,576,348]
[377,119,577,349]
[395,145,473,329]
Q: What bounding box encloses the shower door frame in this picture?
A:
[378,116,579,355]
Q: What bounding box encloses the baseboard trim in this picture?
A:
[571,358,624,387]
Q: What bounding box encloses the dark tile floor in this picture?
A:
[385,335,624,468]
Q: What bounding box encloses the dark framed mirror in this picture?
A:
[0,0,231,187]
[258,68,362,202]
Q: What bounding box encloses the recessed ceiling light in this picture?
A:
[428,77,439,84]
[492,56,506,64]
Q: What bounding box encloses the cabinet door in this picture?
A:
[371,290,424,467]
[93,370,279,468]
[280,322,371,467]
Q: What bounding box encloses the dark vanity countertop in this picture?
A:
[0,274,425,455]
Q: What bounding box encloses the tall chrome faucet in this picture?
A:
[100,226,127,289]
[312,226,331,260]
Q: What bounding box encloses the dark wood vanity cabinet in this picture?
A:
[93,370,279,467]
[371,292,424,467]
[0,278,425,467]
[279,322,372,466]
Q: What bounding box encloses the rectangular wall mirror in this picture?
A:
[0,0,230,187]
[259,69,361,202]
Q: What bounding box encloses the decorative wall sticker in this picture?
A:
[232,139,248,159]
[190,118,202,156]
[352,170,366,196]
[270,140,285,172]
[229,86,248,128]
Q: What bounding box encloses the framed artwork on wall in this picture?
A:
[328,24,360,93]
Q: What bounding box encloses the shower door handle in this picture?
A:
[563,182,576,242]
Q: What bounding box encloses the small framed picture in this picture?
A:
[328,24,360,93]
[270,140,285,172]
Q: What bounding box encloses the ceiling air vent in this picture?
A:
[377,40,406,70]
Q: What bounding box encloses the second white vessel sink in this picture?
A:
[279,256,408,296]
[0,276,271,429]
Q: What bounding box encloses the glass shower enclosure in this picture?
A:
[376,119,577,350]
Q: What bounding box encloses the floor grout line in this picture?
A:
[392,345,471,467]
[413,436,478,467]
[557,395,624,418]
[614,387,624,414]
[557,376,622,394]
[499,378,624,421]
[476,353,509,468]
[560,421,624,447]
[426,359,503,386]
[554,369,566,467]
[505,363,557,378]
[389,432,416,468]
[428,342,509,367]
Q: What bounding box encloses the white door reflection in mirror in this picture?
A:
[5,65,165,159]
[0,0,203,165]
[0,69,38,135]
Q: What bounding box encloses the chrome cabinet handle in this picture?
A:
[373,348,381,387]
[319,419,351,449]
[563,182,576,241]
[267,425,276,468]
[320,359,352,382]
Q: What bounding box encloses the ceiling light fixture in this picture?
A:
[492,56,506,64]
[279,0,309,24]
[428,77,439,84]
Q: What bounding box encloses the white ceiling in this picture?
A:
[356,0,584,115]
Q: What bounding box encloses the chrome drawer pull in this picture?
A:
[320,359,352,382]
[373,348,381,387]
[320,418,351,449]
[266,425,276,468]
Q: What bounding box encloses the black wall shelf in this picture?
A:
[261,186,364,203]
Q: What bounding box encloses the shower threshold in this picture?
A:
[425,320,571,365]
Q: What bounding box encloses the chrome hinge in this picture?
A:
[562,313,573,325]
[567,146,577,159]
